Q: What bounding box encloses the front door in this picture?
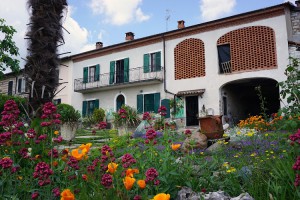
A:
[185,96,199,126]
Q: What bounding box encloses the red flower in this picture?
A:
[146,129,157,140]
[101,174,113,188]
[0,157,13,169]
[98,121,107,129]
[31,192,39,199]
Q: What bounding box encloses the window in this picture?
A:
[82,99,99,117]
[109,58,129,84]
[8,81,13,95]
[83,64,100,83]
[53,99,61,105]
[217,44,231,74]
[137,93,160,113]
[143,52,161,73]
[18,78,26,93]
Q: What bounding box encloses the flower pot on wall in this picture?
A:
[60,123,77,141]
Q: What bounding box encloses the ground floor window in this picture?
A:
[137,93,160,113]
[82,99,99,117]
[53,99,61,105]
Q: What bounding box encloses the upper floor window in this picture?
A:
[83,64,100,83]
[143,51,161,73]
[217,44,231,74]
[110,58,129,84]
[18,78,26,93]
[8,81,13,95]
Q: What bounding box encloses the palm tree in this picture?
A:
[25,0,67,116]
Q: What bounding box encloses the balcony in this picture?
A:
[220,61,232,74]
[74,66,164,93]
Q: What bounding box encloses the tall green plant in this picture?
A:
[0,18,20,79]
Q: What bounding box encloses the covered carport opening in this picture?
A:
[220,78,280,124]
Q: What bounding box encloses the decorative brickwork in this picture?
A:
[174,38,205,80]
[217,26,277,72]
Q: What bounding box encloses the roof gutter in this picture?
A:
[162,34,175,96]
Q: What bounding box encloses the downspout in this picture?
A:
[162,34,177,114]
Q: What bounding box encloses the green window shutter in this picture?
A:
[137,94,144,114]
[83,67,88,83]
[161,99,170,118]
[155,51,161,71]
[143,54,149,73]
[153,92,161,113]
[94,99,100,114]
[109,61,115,84]
[95,64,100,81]
[124,58,129,82]
[82,101,87,117]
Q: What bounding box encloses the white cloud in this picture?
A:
[200,0,236,22]
[0,0,94,71]
[89,0,150,25]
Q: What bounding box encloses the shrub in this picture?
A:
[113,105,140,128]
[57,103,81,124]
[93,108,105,122]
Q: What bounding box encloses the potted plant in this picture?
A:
[57,103,81,141]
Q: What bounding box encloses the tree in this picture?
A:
[25,0,68,115]
[0,18,20,79]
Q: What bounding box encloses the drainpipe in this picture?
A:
[162,34,177,114]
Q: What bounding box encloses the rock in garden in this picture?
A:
[182,132,207,151]
[205,141,222,153]
[230,193,254,200]
[176,187,202,200]
[203,191,231,200]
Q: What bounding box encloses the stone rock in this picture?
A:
[203,191,231,200]
[182,132,207,151]
[230,193,254,200]
[176,187,202,200]
[205,141,222,153]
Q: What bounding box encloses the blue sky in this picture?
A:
[0,0,291,68]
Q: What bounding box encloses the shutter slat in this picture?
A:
[143,54,149,73]
[82,101,87,117]
[109,61,115,84]
[153,93,161,113]
[83,67,88,83]
[137,94,144,114]
[124,58,129,82]
[95,64,100,81]
[161,99,170,118]
[155,52,161,71]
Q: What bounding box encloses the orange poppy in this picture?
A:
[71,149,84,161]
[153,193,170,200]
[123,176,136,190]
[107,162,118,174]
[61,189,75,200]
[171,144,181,151]
[137,180,146,189]
[126,168,139,177]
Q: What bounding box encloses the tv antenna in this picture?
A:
[165,9,171,31]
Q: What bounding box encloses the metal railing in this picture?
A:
[74,66,164,92]
[220,61,232,74]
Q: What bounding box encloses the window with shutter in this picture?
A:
[124,58,129,83]
[161,99,170,118]
[137,92,160,113]
[137,94,144,114]
[8,81,13,95]
[144,51,161,73]
[110,61,115,84]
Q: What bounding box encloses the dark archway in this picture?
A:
[116,94,125,111]
[220,78,280,124]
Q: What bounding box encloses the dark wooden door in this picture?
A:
[186,96,199,126]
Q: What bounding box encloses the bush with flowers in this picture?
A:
[0,99,300,199]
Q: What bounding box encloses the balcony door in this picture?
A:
[116,60,124,84]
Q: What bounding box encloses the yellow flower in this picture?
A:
[226,167,236,173]
[137,180,146,189]
[282,150,286,153]
[250,153,256,157]
[264,133,269,137]
[223,134,228,137]
[171,144,181,151]
[237,131,241,135]
[200,152,204,155]
[61,189,75,200]
[54,130,59,135]
[153,193,171,200]
[123,176,136,190]
[71,149,84,161]
[126,168,139,177]
[107,162,118,174]
[223,142,228,145]
[222,162,229,168]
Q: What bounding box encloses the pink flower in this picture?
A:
[31,192,39,199]
[185,129,192,136]
[293,156,300,171]
[0,157,13,169]
[52,187,60,197]
[145,168,159,183]
[98,121,107,129]
[122,153,136,168]
[33,162,53,186]
[146,129,157,140]
[142,112,151,120]
[48,148,59,158]
[101,174,113,188]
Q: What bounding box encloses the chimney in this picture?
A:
[177,20,185,29]
[296,1,300,7]
[96,42,103,49]
[125,32,134,41]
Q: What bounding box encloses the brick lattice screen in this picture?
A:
[217,26,277,72]
[174,38,205,80]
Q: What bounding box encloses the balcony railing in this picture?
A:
[74,66,164,92]
[220,61,232,74]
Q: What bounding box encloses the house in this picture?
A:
[58,2,300,127]
[0,69,28,98]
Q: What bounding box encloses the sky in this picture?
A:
[0,0,293,69]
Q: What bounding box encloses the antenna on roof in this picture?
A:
[165,9,171,31]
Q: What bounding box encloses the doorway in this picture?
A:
[185,96,199,126]
[116,94,125,111]
[116,60,124,84]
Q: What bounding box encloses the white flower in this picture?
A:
[24,123,29,127]
[28,148,32,152]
